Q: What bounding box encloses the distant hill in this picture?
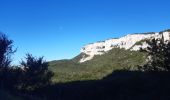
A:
[49,48,146,83]
[49,29,170,83]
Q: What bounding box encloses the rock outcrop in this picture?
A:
[80,30,170,63]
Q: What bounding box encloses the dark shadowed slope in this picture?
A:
[34,70,170,100]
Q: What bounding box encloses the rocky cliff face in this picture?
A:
[80,31,170,63]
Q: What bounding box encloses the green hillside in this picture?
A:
[49,48,146,83]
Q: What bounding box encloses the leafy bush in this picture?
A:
[19,54,54,91]
[0,33,16,89]
[138,35,170,71]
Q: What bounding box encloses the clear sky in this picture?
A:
[0,0,170,64]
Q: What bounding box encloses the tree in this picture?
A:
[0,33,16,68]
[138,34,170,71]
[0,33,16,89]
[20,54,54,91]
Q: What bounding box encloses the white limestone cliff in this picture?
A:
[80,31,170,63]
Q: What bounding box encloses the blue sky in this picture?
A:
[0,0,170,64]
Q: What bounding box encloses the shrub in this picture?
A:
[0,33,16,89]
[138,34,170,71]
[19,54,54,91]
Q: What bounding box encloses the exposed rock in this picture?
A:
[80,31,170,63]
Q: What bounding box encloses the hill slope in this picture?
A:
[49,29,170,83]
[49,48,146,83]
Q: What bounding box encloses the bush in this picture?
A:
[138,34,170,71]
[19,54,54,91]
[0,33,16,89]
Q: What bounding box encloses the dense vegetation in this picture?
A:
[139,35,170,71]
[1,30,170,100]
[49,48,146,83]
[0,33,53,99]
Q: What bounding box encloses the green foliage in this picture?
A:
[129,39,149,50]
[49,48,146,83]
[138,36,170,71]
[71,53,89,62]
[134,39,148,45]
[20,54,54,91]
[53,71,170,100]
[128,39,149,51]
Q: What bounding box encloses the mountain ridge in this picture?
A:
[80,29,170,62]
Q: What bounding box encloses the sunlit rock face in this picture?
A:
[80,31,170,63]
